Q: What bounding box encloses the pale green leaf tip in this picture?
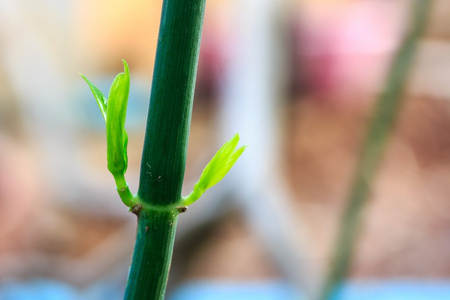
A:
[80,73,93,88]
[122,59,130,76]
[81,73,108,121]
[182,134,247,206]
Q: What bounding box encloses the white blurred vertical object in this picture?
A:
[219,0,317,296]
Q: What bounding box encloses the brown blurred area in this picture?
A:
[1,0,450,294]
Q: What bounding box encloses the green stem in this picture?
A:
[318,1,432,299]
[137,0,206,206]
[124,0,206,299]
[114,175,134,207]
[124,208,180,299]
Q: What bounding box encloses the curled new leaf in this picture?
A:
[106,60,130,177]
[81,60,134,208]
[183,133,247,206]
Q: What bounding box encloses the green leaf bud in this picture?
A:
[106,60,130,177]
[183,133,247,206]
[81,60,135,208]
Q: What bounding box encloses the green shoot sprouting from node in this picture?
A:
[81,60,134,208]
[182,133,247,206]
[81,60,246,210]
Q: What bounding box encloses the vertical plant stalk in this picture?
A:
[124,0,206,299]
[319,1,431,299]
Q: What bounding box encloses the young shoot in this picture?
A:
[81,60,134,208]
[81,60,246,211]
[182,133,247,206]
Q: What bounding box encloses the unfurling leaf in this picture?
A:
[80,74,108,121]
[81,60,134,208]
[183,134,247,206]
[106,60,130,176]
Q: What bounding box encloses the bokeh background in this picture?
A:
[1,0,450,299]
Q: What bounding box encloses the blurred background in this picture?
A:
[1,0,450,299]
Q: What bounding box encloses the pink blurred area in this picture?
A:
[297,2,405,105]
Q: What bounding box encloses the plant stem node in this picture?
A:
[177,206,188,213]
[131,204,143,216]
